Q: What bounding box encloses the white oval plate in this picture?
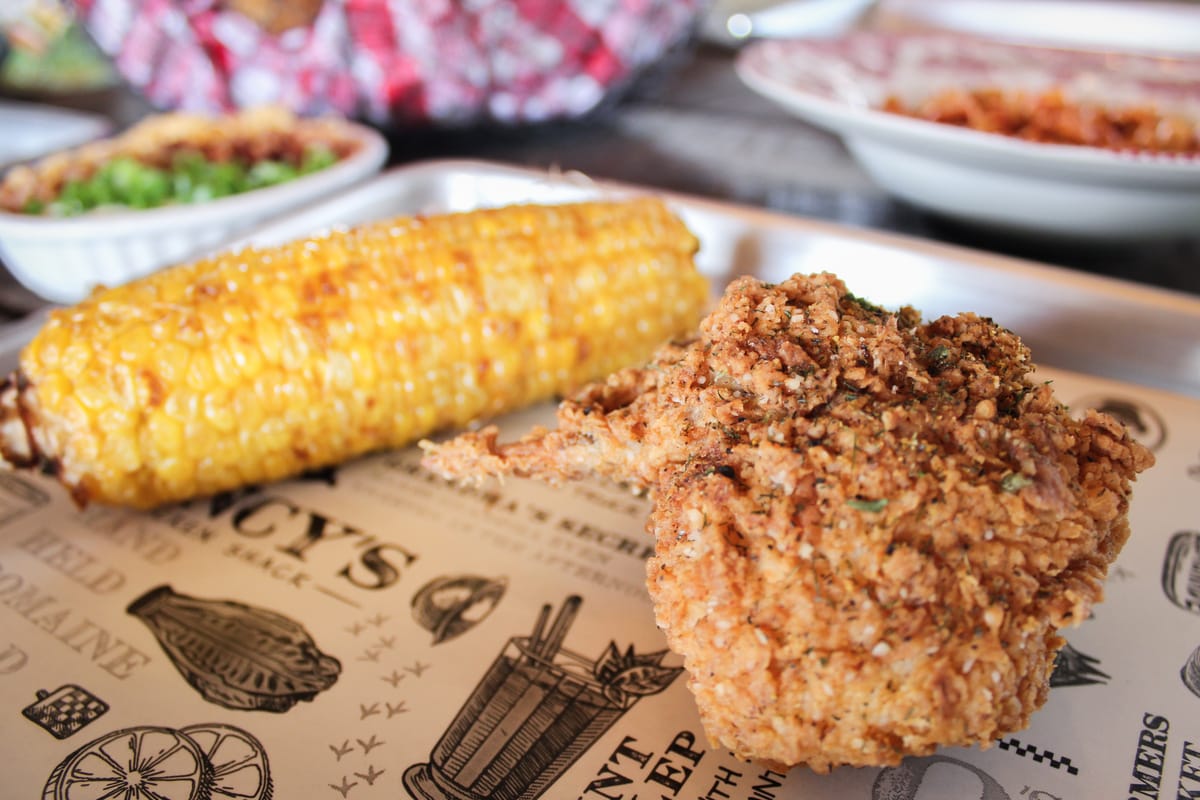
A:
[875,0,1200,57]
[735,32,1200,239]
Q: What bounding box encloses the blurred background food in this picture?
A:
[0,107,362,216]
[0,107,388,304]
[0,0,115,93]
[0,0,1197,317]
[63,0,705,127]
[880,87,1200,155]
[734,30,1200,239]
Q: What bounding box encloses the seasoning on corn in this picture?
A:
[0,197,709,509]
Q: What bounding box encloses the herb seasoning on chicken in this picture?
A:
[422,272,1154,772]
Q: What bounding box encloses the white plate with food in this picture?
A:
[735,32,1200,239]
[0,107,388,304]
[0,160,1197,800]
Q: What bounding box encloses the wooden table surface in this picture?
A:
[2,40,1198,321]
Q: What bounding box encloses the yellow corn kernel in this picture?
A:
[0,197,709,509]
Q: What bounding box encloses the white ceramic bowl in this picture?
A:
[0,120,388,304]
[735,33,1200,240]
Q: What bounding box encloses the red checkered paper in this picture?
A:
[72,0,701,125]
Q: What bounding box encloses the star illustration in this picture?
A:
[354,765,385,786]
[386,700,408,718]
[329,740,353,761]
[330,776,357,798]
[367,612,390,627]
[345,622,366,636]
[376,635,396,650]
[357,649,381,663]
[357,734,384,755]
[381,670,405,688]
[359,702,381,719]
[405,660,431,677]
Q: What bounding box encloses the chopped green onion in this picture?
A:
[300,145,337,174]
[24,143,342,217]
[247,160,298,188]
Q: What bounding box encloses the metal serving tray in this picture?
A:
[1,159,1197,800]
[4,158,1198,397]
[235,159,1200,398]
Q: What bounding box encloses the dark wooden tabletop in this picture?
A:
[2,40,1198,321]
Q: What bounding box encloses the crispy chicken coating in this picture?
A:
[422,272,1153,772]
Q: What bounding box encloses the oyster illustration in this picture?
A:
[411,574,507,644]
[128,585,341,712]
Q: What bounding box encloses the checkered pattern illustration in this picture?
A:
[22,684,110,740]
[996,737,1079,776]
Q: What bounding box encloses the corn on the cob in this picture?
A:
[0,197,708,509]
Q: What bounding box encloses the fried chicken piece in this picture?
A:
[421,272,1153,772]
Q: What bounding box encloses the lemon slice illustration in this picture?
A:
[181,723,273,800]
[43,725,213,800]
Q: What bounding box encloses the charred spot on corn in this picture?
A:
[0,198,709,509]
